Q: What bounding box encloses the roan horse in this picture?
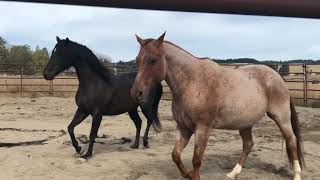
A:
[131,33,305,180]
[43,37,163,159]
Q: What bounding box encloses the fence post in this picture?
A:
[49,80,53,96]
[302,63,308,107]
[20,66,24,97]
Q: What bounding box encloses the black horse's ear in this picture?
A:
[65,37,70,46]
[155,31,166,47]
[56,36,61,42]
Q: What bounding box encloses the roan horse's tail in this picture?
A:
[289,98,306,169]
[151,84,163,133]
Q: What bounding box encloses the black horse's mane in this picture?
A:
[70,40,112,81]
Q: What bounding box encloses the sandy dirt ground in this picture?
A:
[0,97,319,180]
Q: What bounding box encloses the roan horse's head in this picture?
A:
[43,36,75,80]
[131,32,167,104]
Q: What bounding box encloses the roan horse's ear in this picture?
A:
[135,34,145,46]
[155,31,166,47]
[56,36,61,42]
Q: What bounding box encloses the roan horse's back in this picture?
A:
[236,64,290,107]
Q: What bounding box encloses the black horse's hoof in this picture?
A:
[143,141,149,148]
[80,153,92,159]
[75,146,82,154]
[130,144,139,149]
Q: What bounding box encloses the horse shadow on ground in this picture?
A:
[63,134,147,156]
[127,152,292,180]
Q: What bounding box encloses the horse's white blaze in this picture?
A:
[293,160,302,180]
[226,163,242,179]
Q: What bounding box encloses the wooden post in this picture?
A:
[50,80,53,96]
[20,66,24,97]
[303,64,308,107]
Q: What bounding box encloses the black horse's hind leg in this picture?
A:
[80,112,103,159]
[128,110,142,149]
[68,108,89,154]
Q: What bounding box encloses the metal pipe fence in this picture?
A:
[0,63,320,107]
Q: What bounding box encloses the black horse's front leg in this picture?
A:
[143,119,152,148]
[141,107,157,148]
[128,110,142,149]
[80,112,103,159]
[68,108,89,154]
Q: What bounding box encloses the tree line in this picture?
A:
[213,58,320,64]
[1,36,319,75]
[0,37,49,74]
[0,37,112,75]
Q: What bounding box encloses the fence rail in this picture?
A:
[1,63,320,107]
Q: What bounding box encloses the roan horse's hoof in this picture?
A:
[226,173,235,180]
[293,174,301,180]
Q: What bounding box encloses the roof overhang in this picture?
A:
[4,0,320,19]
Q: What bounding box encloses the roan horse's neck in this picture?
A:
[164,43,200,99]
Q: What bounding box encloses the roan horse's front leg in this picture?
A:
[189,125,210,180]
[68,108,89,154]
[172,129,192,179]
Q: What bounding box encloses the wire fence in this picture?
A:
[1,63,320,107]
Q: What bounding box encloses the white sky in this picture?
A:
[1,1,320,62]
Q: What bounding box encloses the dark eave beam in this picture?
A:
[4,0,320,19]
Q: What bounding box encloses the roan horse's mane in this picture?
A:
[143,38,210,60]
[70,40,112,82]
[164,41,210,60]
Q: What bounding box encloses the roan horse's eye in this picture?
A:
[149,58,156,65]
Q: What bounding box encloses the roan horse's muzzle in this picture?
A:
[131,79,149,105]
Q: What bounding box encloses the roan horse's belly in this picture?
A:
[214,75,268,130]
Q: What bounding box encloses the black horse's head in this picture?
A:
[43,36,76,80]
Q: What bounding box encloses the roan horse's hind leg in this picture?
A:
[227,127,254,179]
[128,110,142,149]
[268,112,302,180]
[68,108,89,154]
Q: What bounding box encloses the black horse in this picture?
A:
[43,37,162,159]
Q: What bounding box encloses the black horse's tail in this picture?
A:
[151,83,163,133]
[289,99,306,169]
